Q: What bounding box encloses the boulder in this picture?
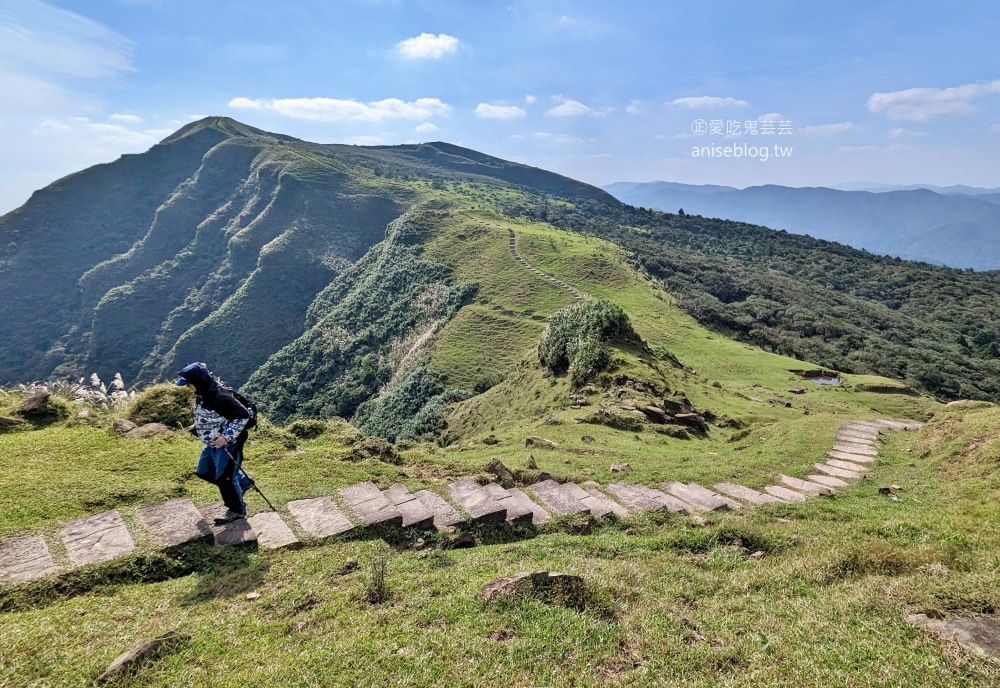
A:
[0,416,28,430]
[97,630,188,684]
[788,387,806,395]
[480,571,586,605]
[524,436,558,449]
[641,406,669,424]
[124,423,172,439]
[486,457,516,488]
[610,462,633,473]
[112,418,138,436]
[525,454,537,469]
[674,413,708,433]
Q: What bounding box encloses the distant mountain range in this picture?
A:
[603,181,1000,270]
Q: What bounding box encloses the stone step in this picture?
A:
[779,475,834,495]
[198,504,258,546]
[663,482,740,511]
[630,484,695,513]
[287,497,355,538]
[137,499,212,547]
[606,481,669,511]
[527,480,591,515]
[247,512,299,549]
[383,484,436,529]
[339,482,403,527]
[831,442,878,456]
[814,463,865,479]
[0,534,57,583]
[681,483,743,510]
[413,490,466,528]
[807,474,849,488]
[869,418,921,431]
[580,484,629,518]
[479,483,535,522]
[827,450,876,464]
[847,421,883,433]
[505,487,552,523]
[713,482,783,505]
[835,430,877,443]
[826,458,870,474]
[62,510,135,566]
[763,485,809,503]
[449,479,508,522]
[840,423,879,435]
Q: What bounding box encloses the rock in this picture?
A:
[543,414,563,425]
[563,459,571,464]
[480,571,586,605]
[788,387,806,394]
[581,435,596,443]
[749,551,765,561]
[486,457,516,488]
[97,630,188,684]
[641,406,668,423]
[524,436,558,449]
[907,614,1000,662]
[610,462,633,473]
[674,413,708,433]
[525,454,537,469]
[124,423,172,439]
[0,416,28,431]
[338,558,359,574]
[245,592,261,600]
[112,418,138,436]
[634,382,646,392]
[452,531,476,548]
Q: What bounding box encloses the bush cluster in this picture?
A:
[538,299,635,386]
[126,384,193,428]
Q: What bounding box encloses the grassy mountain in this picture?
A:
[604,181,1000,270]
[2,118,1000,434]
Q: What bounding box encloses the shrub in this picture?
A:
[538,300,636,387]
[18,391,72,424]
[127,384,193,428]
[286,419,328,439]
[350,436,401,464]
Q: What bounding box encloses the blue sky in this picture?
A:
[1,0,999,213]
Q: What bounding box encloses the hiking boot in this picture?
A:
[214,510,246,525]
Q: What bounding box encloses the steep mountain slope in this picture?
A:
[604,181,1000,269]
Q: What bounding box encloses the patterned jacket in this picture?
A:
[193,397,249,445]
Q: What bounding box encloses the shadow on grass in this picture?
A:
[0,539,263,614]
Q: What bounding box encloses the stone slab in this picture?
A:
[480,483,534,522]
[779,475,834,495]
[581,489,628,518]
[832,442,878,456]
[840,423,879,435]
[713,482,782,505]
[383,484,435,529]
[826,458,870,474]
[339,481,403,527]
[247,512,299,549]
[606,482,665,511]
[62,510,135,566]
[198,504,257,546]
[631,484,694,513]
[449,479,507,522]
[835,430,876,443]
[138,499,212,547]
[683,483,743,510]
[663,482,736,511]
[847,421,884,433]
[827,450,877,464]
[287,497,355,538]
[527,480,590,515]
[908,614,1000,661]
[814,463,865,479]
[413,489,466,528]
[0,534,57,583]
[505,487,551,524]
[763,485,809,503]
[869,419,913,431]
[807,474,849,488]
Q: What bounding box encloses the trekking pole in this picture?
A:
[224,448,277,512]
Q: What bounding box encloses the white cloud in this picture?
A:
[756,112,786,123]
[669,96,748,109]
[395,33,459,60]
[342,135,384,146]
[626,100,642,115]
[545,99,592,117]
[533,131,581,143]
[229,96,451,122]
[868,80,1000,121]
[799,122,855,137]
[415,122,437,134]
[525,95,536,105]
[991,124,1000,133]
[888,127,925,138]
[110,113,143,124]
[474,103,526,119]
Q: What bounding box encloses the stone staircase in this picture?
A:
[0,418,921,586]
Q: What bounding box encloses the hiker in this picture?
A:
[174,362,255,524]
